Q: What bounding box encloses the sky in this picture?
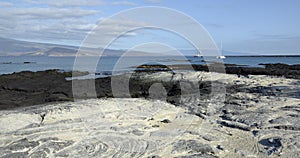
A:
[0,0,300,55]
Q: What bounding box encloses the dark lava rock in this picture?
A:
[2,152,29,158]
[0,138,39,157]
[261,63,300,70]
[23,61,36,64]
[0,70,73,109]
[1,63,299,112]
[258,137,282,155]
[136,63,300,79]
[131,129,144,136]
[0,69,227,120]
[147,155,161,158]
[172,140,214,155]
[217,120,251,131]
[216,145,224,150]
[176,153,217,158]
[6,138,39,151]
[0,137,75,158]
[29,151,48,158]
[161,119,171,123]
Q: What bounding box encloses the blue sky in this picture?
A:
[0,0,299,55]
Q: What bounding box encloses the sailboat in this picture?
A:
[217,55,226,59]
[194,50,202,58]
[216,41,226,59]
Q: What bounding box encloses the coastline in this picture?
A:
[0,64,300,157]
[0,63,300,110]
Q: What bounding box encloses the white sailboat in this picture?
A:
[217,41,226,59]
[217,55,226,59]
[194,50,202,57]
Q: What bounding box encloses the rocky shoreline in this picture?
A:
[0,63,299,110]
[136,63,300,79]
[0,63,300,157]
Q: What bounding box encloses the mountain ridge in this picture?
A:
[0,37,169,57]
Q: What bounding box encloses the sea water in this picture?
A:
[0,56,300,75]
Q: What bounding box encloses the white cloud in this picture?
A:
[26,0,106,7]
[47,0,105,7]
[1,8,99,20]
[0,19,95,45]
[0,11,146,47]
[0,2,13,7]
[94,18,147,36]
[144,0,161,3]
[0,1,145,47]
[0,6,101,46]
[79,18,148,47]
[112,1,137,6]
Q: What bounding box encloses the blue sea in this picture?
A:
[0,56,300,76]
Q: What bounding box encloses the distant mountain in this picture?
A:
[0,37,42,55]
[43,47,77,56]
[0,37,161,57]
[4,37,258,57]
[0,37,81,56]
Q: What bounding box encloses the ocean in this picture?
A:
[1,56,300,76]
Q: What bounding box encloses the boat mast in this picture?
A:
[220,40,223,54]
